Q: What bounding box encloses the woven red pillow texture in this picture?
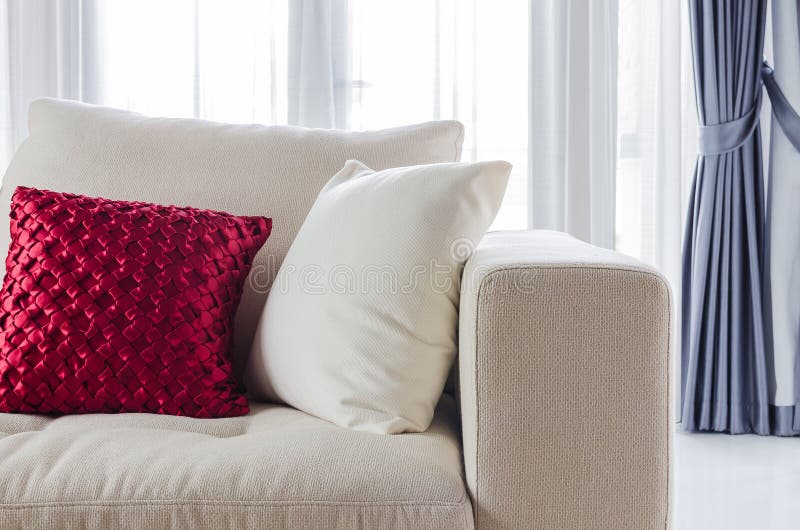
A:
[0,187,271,418]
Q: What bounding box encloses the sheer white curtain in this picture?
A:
[97,0,288,123]
[614,0,697,287]
[344,0,529,229]
[528,0,618,249]
[1,0,102,162]
[1,0,694,269]
[1,0,529,229]
[288,0,348,128]
[767,0,799,413]
[528,0,695,286]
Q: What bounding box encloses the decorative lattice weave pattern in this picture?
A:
[0,187,271,417]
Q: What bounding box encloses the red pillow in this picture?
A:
[0,187,271,418]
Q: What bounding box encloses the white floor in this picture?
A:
[674,430,800,530]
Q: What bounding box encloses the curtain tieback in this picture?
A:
[697,84,763,156]
[761,61,800,154]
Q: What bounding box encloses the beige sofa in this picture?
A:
[0,99,670,529]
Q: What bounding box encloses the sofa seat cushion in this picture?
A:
[0,396,472,530]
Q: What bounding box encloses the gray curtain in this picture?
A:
[680,0,772,434]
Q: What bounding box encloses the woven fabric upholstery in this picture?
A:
[458,231,671,530]
[0,187,271,418]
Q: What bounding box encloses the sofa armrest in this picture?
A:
[458,230,671,530]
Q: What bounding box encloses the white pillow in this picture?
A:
[245,160,511,433]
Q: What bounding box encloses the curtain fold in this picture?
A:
[1,0,101,157]
[528,0,618,248]
[681,0,773,435]
[287,0,349,129]
[0,1,12,166]
[614,0,697,341]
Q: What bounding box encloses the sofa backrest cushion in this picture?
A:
[0,98,464,370]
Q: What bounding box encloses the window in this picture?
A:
[96,0,529,230]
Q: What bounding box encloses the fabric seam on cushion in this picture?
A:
[475,261,667,282]
[0,498,469,509]
[471,269,484,527]
[663,278,673,530]
[0,501,475,529]
[472,267,488,528]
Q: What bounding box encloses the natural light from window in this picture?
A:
[96,0,529,231]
